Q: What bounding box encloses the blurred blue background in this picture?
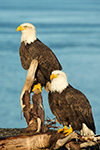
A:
[0,0,100,133]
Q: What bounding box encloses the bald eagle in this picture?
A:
[17,23,62,111]
[48,70,96,136]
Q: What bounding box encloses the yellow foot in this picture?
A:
[32,83,42,93]
[58,125,73,136]
[64,126,73,136]
[58,128,63,133]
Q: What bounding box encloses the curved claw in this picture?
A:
[58,128,64,133]
[58,125,73,136]
[64,126,73,136]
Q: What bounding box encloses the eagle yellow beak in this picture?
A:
[50,74,58,80]
[17,25,25,32]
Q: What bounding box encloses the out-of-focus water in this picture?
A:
[0,0,100,133]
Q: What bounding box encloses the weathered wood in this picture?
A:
[32,91,45,132]
[53,132,78,149]
[0,131,100,150]
[22,89,45,133]
[22,91,30,125]
[0,133,51,150]
[20,59,38,109]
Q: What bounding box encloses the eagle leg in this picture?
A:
[32,83,42,93]
[58,125,73,136]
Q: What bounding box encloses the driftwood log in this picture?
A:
[0,129,100,150]
[0,90,100,150]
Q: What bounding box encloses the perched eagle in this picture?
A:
[17,23,62,110]
[48,70,96,136]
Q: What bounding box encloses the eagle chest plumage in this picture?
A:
[19,39,62,86]
[48,85,96,133]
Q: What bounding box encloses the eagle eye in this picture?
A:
[23,26,27,28]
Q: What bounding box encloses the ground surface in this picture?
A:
[0,128,25,138]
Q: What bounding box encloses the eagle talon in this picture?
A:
[58,128,64,133]
[58,125,73,136]
[32,83,42,93]
[64,126,73,136]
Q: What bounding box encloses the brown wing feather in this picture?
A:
[66,84,95,133]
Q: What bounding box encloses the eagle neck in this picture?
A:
[21,30,37,45]
[51,78,68,94]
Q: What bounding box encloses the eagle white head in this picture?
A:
[50,70,69,93]
[17,23,37,45]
